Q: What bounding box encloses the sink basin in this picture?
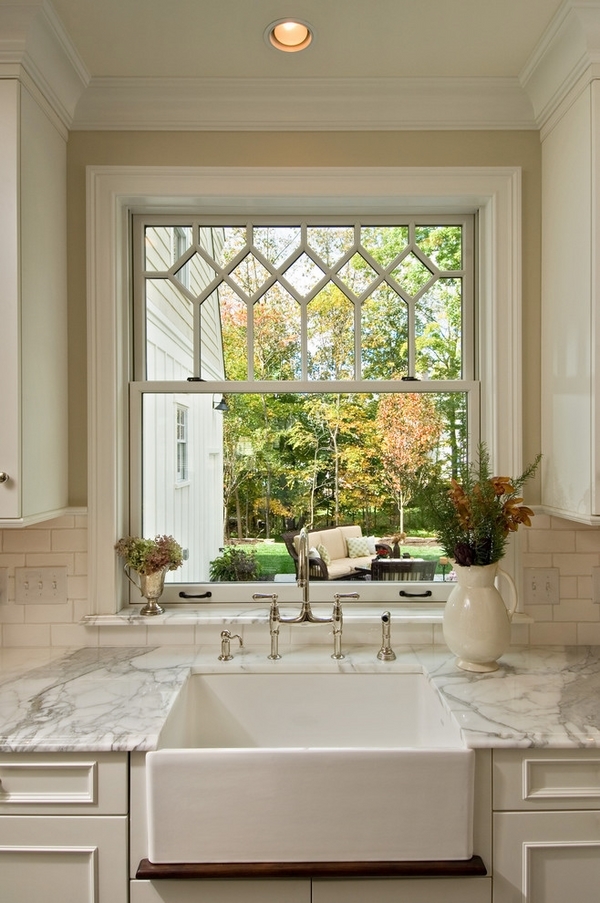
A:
[146,672,474,864]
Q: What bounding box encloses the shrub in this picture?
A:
[209,546,261,581]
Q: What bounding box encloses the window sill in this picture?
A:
[82,603,533,627]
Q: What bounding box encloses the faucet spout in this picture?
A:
[288,526,330,623]
[297,525,310,609]
[254,538,361,658]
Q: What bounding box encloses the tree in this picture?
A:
[217,222,467,538]
[377,392,444,533]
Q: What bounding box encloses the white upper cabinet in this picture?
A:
[0,80,69,524]
[532,2,600,524]
[540,81,600,523]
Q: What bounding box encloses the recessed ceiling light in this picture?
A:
[265,18,313,53]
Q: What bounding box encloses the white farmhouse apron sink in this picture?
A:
[146,672,474,864]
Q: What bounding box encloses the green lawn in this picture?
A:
[236,542,296,577]
[236,540,445,578]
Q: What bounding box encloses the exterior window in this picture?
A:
[132,215,477,593]
[173,226,191,290]
[176,405,188,483]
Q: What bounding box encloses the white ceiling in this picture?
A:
[49,0,563,81]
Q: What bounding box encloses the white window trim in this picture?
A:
[87,166,522,614]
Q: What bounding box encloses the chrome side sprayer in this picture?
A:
[377,610,396,661]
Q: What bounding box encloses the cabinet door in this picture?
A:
[130,878,311,903]
[494,811,600,903]
[0,815,128,903]
[312,877,491,903]
[0,79,20,519]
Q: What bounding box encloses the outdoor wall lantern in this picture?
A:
[213,395,229,413]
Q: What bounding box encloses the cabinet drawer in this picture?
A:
[0,752,128,814]
[493,749,600,810]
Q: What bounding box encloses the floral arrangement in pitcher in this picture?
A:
[427,444,541,567]
[115,535,183,575]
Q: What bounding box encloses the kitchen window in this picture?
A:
[175,405,189,483]
[131,216,476,594]
[86,166,523,613]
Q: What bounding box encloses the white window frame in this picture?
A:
[175,402,189,484]
[87,166,522,614]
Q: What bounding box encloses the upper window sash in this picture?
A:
[133,215,474,386]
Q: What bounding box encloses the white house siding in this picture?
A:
[143,226,226,582]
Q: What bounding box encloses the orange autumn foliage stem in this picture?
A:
[427,444,541,567]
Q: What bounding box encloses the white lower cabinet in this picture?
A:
[493,811,600,903]
[130,877,491,903]
[0,814,128,903]
[492,749,600,903]
[130,879,310,902]
[312,877,491,902]
[0,752,129,903]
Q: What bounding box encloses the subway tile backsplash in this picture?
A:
[0,511,599,647]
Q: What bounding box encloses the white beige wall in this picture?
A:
[1,512,600,647]
[65,129,544,504]
[2,128,597,647]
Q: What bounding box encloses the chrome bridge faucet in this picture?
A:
[253,527,359,659]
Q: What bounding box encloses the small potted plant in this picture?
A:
[115,535,183,615]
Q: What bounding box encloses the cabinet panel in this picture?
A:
[130,878,311,903]
[493,749,600,811]
[312,876,491,903]
[0,80,20,519]
[0,79,69,524]
[0,815,128,903]
[493,811,600,903]
[0,751,128,815]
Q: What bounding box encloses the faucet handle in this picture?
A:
[252,592,279,602]
[333,592,359,603]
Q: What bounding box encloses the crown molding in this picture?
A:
[520,0,600,132]
[71,75,536,131]
[0,1,88,131]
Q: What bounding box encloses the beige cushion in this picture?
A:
[325,559,355,579]
[294,531,322,552]
[317,528,348,560]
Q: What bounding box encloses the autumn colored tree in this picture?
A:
[216,222,466,539]
[377,392,444,533]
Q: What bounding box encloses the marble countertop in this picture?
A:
[1,644,600,753]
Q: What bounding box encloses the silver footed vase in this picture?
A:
[125,566,168,616]
[442,562,517,672]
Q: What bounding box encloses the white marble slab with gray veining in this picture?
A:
[1,644,600,753]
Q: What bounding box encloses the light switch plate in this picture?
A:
[0,568,7,603]
[523,567,560,605]
[15,567,68,604]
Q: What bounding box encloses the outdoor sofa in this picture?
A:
[283,526,392,580]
